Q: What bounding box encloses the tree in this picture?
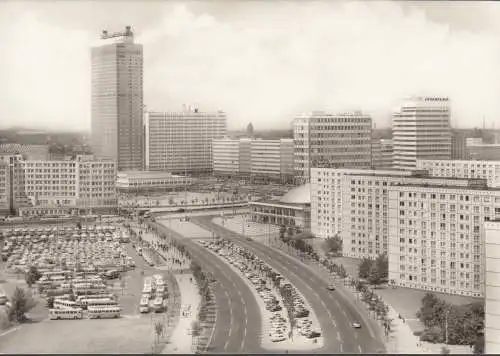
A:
[286,226,294,240]
[7,287,36,323]
[191,320,202,353]
[367,264,383,288]
[358,258,373,279]
[473,334,484,355]
[322,235,343,256]
[154,320,164,345]
[440,346,450,354]
[374,253,389,280]
[25,266,42,288]
[46,296,55,309]
[279,225,286,240]
[68,294,76,302]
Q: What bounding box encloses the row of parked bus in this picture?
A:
[49,294,121,320]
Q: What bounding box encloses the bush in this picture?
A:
[420,326,445,343]
[7,287,36,323]
[0,309,10,331]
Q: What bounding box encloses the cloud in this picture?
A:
[0,1,499,131]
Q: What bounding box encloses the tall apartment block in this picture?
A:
[293,111,372,182]
[392,96,451,170]
[91,26,143,171]
[311,168,470,259]
[212,138,294,182]
[417,159,500,188]
[451,130,468,160]
[144,107,227,174]
[485,220,500,354]
[388,179,500,297]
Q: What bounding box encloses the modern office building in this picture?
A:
[372,139,394,169]
[249,183,311,230]
[116,171,194,193]
[293,111,372,182]
[91,26,144,171]
[144,107,227,174]
[417,159,500,188]
[451,130,468,160]
[467,142,500,161]
[392,96,451,170]
[212,138,294,182]
[0,155,117,217]
[388,179,500,297]
[485,220,500,354]
[0,144,50,161]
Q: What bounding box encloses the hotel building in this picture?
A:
[91,26,144,171]
[212,138,294,182]
[371,139,394,169]
[293,111,372,182]
[144,107,227,174]
[388,179,500,297]
[417,159,500,188]
[392,96,451,170]
[485,220,500,354]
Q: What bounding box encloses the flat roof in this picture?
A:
[391,182,498,191]
[118,171,189,179]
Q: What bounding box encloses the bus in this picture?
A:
[87,306,121,319]
[76,294,114,304]
[49,308,83,320]
[152,297,164,313]
[156,285,166,297]
[54,299,79,309]
[139,296,150,313]
[79,298,117,309]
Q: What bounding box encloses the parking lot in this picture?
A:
[0,220,183,354]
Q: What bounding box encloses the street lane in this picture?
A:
[150,221,261,353]
[194,217,387,353]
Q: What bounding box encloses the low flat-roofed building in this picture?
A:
[116,171,194,193]
[249,183,311,230]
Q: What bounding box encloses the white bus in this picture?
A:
[54,299,78,309]
[156,285,166,297]
[139,296,150,313]
[80,298,117,309]
[87,306,121,319]
[76,294,114,303]
[152,297,164,313]
[49,308,83,320]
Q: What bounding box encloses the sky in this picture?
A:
[1,1,500,132]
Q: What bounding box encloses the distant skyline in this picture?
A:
[1,1,500,132]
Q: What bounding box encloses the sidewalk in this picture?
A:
[162,274,200,354]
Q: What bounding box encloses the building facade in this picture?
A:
[467,142,500,161]
[91,26,144,171]
[417,159,500,188]
[249,183,311,230]
[371,139,393,170]
[485,220,500,354]
[0,144,50,161]
[144,107,227,174]
[388,179,500,297]
[451,130,468,160]
[116,171,194,193]
[212,138,294,182]
[0,155,117,217]
[392,96,451,170]
[293,111,372,182]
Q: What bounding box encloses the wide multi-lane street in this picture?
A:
[151,221,262,353]
[192,216,387,354]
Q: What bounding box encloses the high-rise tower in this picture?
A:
[91,26,143,171]
[392,96,451,170]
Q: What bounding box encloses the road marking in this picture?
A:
[358,345,363,353]
[321,300,327,309]
[340,343,343,353]
[342,310,347,318]
[337,331,341,340]
[0,326,21,337]
[335,300,340,307]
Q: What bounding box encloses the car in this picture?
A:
[352,322,361,328]
[327,283,336,291]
